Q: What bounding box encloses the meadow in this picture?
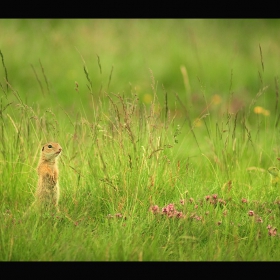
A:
[1,19,280,261]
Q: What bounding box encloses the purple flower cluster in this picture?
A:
[150,203,184,218]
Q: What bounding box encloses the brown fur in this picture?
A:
[35,142,62,208]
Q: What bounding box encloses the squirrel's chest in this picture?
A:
[38,164,59,186]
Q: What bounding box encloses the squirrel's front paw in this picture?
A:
[46,173,56,184]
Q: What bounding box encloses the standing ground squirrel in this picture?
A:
[35,142,62,209]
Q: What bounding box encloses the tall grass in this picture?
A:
[1,35,280,260]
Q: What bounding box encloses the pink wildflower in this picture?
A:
[241,198,247,203]
[166,203,175,212]
[212,194,218,200]
[176,211,184,218]
[150,205,160,214]
[205,195,210,201]
[248,210,254,216]
[268,227,277,237]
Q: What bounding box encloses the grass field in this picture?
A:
[1,19,280,261]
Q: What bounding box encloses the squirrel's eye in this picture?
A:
[48,145,52,148]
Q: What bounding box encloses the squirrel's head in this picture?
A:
[42,142,62,160]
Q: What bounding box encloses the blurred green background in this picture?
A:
[1,19,280,113]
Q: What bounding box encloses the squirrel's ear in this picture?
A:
[42,146,44,151]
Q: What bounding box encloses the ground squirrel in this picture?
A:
[268,166,280,186]
[35,142,62,209]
